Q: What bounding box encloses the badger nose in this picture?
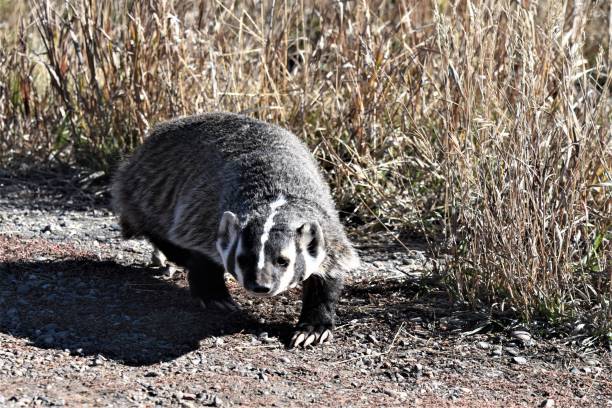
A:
[247,282,273,294]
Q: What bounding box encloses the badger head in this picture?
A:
[215,198,325,297]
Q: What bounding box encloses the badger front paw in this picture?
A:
[290,323,333,348]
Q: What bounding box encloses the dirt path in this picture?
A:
[0,171,610,407]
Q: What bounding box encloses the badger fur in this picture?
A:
[112,113,359,347]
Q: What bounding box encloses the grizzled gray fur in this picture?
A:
[112,113,359,347]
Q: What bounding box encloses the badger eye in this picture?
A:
[275,256,290,267]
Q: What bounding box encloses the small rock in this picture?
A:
[383,389,407,400]
[414,363,423,372]
[477,341,490,349]
[182,393,197,400]
[279,356,290,363]
[505,347,520,356]
[570,367,580,374]
[491,346,503,356]
[512,356,527,365]
[258,372,268,382]
[511,330,530,340]
[540,399,555,407]
[197,393,221,406]
[214,338,224,346]
[511,330,535,346]
[45,224,62,234]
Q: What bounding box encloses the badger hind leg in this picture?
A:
[148,236,238,312]
[290,273,343,348]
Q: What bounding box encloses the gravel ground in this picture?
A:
[0,169,610,407]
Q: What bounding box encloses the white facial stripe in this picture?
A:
[233,236,245,286]
[272,243,297,295]
[257,195,287,270]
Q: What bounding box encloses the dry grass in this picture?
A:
[1,0,610,335]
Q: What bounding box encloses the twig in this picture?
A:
[329,322,405,366]
[233,344,283,350]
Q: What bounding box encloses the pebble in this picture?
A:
[42,224,61,234]
[504,347,520,356]
[541,398,555,407]
[512,356,527,365]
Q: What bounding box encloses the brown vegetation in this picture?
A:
[0,1,610,335]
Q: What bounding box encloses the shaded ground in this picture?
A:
[0,169,610,407]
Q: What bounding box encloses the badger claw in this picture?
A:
[291,332,306,347]
[289,326,333,348]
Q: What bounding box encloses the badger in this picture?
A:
[111,113,359,347]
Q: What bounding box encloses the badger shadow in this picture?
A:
[0,259,290,366]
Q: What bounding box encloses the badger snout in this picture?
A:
[244,278,274,296]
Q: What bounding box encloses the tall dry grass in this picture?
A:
[0,0,610,335]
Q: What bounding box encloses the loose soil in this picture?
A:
[0,169,610,407]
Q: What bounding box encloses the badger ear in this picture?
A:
[217,211,239,250]
[297,222,325,276]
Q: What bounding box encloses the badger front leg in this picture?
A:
[290,273,343,348]
[186,253,239,312]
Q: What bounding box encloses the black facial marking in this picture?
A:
[291,251,306,287]
[236,221,263,286]
[275,256,289,268]
[307,235,319,257]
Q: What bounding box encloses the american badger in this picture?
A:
[112,113,358,347]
